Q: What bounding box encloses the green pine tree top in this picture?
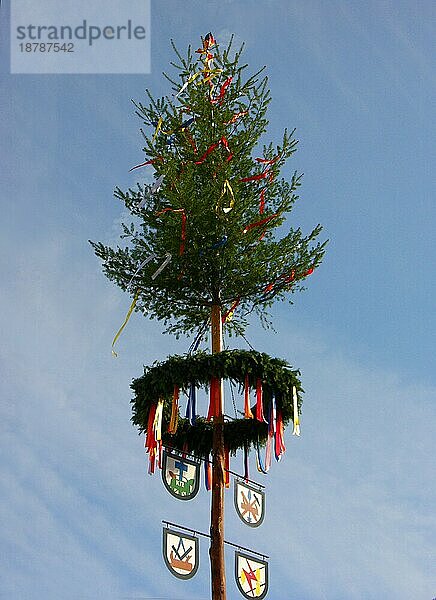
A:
[91,33,327,338]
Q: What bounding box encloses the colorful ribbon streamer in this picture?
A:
[224,110,248,126]
[239,169,271,183]
[195,142,218,164]
[220,179,235,213]
[168,385,180,434]
[195,136,232,165]
[184,129,198,154]
[137,175,165,209]
[265,397,275,471]
[176,72,200,97]
[275,408,286,461]
[145,403,157,474]
[188,318,209,354]
[126,255,155,292]
[211,76,232,105]
[204,454,212,491]
[222,296,240,324]
[292,386,301,436]
[243,373,254,419]
[151,252,172,279]
[255,378,266,423]
[242,213,278,234]
[265,429,272,473]
[259,189,266,214]
[256,154,281,165]
[185,382,197,425]
[111,289,141,357]
[129,157,162,172]
[256,440,269,474]
[153,399,164,442]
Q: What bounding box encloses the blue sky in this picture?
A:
[1,1,435,599]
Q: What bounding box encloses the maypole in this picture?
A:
[91,31,327,599]
[210,303,226,599]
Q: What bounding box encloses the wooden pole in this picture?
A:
[209,303,226,600]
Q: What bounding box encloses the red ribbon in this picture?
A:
[129,157,162,172]
[195,142,218,164]
[244,374,254,419]
[211,76,232,105]
[145,404,157,474]
[275,408,286,460]
[284,270,296,284]
[259,189,266,214]
[264,266,313,295]
[239,169,271,183]
[195,136,232,165]
[184,129,197,154]
[224,110,248,125]
[243,213,278,234]
[155,208,186,255]
[222,297,240,323]
[255,378,266,422]
[207,376,221,421]
[220,136,233,161]
[256,154,281,165]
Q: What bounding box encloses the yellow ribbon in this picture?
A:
[220,179,235,213]
[153,399,164,442]
[292,386,301,436]
[152,117,163,142]
[176,72,201,97]
[111,289,141,357]
[202,68,223,84]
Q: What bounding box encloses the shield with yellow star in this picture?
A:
[235,551,268,599]
[234,480,265,527]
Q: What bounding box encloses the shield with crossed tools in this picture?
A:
[162,528,199,580]
[162,448,200,500]
[235,551,269,599]
[234,480,265,527]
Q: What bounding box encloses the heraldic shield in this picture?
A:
[235,551,269,599]
[234,480,265,527]
[162,448,200,500]
[162,528,199,579]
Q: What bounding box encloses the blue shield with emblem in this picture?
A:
[162,448,200,500]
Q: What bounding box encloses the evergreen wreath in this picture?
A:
[131,349,302,455]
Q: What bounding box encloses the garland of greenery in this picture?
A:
[131,349,302,455]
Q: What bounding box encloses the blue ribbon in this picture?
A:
[185,382,197,425]
[256,440,268,474]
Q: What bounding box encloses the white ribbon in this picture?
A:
[292,386,301,436]
[151,252,172,280]
[138,175,165,209]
